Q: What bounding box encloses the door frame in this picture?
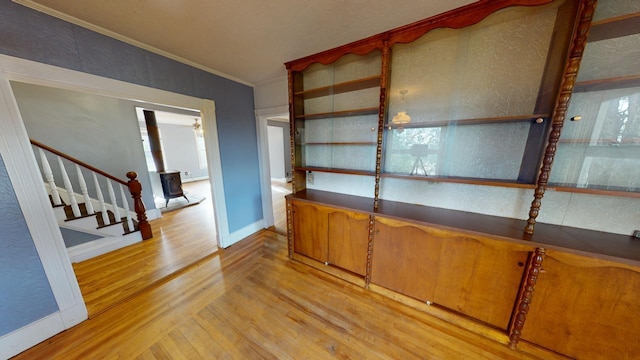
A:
[0,54,229,357]
[255,105,289,229]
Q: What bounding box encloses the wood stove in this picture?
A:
[158,171,188,207]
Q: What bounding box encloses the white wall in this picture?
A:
[268,125,285,180]
[160,123,209,181]
[254,76,287,110]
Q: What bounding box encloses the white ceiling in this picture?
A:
[17,0,476,86]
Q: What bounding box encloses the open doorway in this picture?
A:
[5,69,227,317]
[266,118,292,234]
[135,108,212,217]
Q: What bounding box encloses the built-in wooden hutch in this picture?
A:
[285,1,640,359]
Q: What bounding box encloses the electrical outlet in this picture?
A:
[184,171,190,176]
[307,171,314,184]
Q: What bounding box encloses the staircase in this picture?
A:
[32,139,152,263]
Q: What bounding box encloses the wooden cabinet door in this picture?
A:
[371,217,442,301]
[521,251,640,359]
[372,216,531,330]
[291,201,329,262]
[327,209,370,276]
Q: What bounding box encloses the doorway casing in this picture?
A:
[0,54,229,357]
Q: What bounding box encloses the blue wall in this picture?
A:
[0,1,263,233]
[0,155,59,337]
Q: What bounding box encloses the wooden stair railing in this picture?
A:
[31,139,152,240]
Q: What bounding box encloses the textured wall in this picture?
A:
[0,155,59,337]
[0,1,262,233]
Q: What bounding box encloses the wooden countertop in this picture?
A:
[287,189,640,266]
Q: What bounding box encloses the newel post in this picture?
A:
[126,171,153,240]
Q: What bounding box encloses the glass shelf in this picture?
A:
[294,75,381,100]
[294,107,379,120]
[550,5,640,195]
[383,121,537,180]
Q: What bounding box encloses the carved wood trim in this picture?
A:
[509,247,546,348]
[285,36,384,72]
[374,41,390,209]
[285,1,552,72]
[389,0,552,46]
[286,197,293,259]
[525,0,597,234]
[288,68,306,194]
[365,215,376,287]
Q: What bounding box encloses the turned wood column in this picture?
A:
[127,171,152,240]
[508,247,545,348]
[374,40,391,209]
[524,0,596,234]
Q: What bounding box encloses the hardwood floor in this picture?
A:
[17,228,555,359]
[73,180,218,317]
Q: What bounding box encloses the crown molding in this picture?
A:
[12,0,255,87]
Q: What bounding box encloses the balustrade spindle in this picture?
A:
[58,156,81,217]
[30,139,153,239]
[93,173,109,225]
[107,180,122,224]
[76,164,94,215]
[119,184,134,232]
[38,148,61,206]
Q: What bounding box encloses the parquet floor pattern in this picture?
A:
[15,228,548,359]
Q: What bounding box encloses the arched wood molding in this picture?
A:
[285,0,552,72]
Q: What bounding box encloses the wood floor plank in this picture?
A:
[165,329,205,360]
[196,307,279,360]
[14,207,559,359]
[72,180,219,317]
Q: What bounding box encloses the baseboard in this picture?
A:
[67,232,143,263]
[224,219,265,248]
[0,299,88,359]
[0,312,64,359]
[59,300,88,328]
[146,208,161,221]
[182,176,209,183]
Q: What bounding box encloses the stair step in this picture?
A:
[64,202,93,220]
[49,194,66,208]
[96,220,124,230]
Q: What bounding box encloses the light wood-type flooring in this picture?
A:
[16,229,556,358]
[74,179,219,317]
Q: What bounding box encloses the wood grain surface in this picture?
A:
[15,229,553,359]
